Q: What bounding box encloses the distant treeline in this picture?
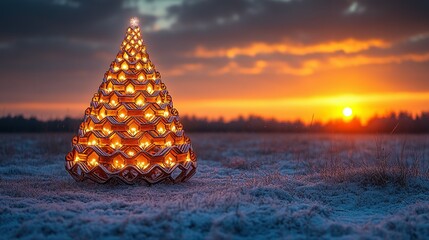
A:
[0,112,428,133]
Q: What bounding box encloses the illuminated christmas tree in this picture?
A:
[65,18,197,184]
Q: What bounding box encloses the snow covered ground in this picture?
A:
[0,133,428,239]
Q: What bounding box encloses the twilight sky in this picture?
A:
[1,0,429,122]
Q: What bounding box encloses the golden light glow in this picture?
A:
[121,62,129,70]
[129,127,138,135]
[165,141,172,147]
[119,113,126,119]
[89,158,98,167]
[119,72,126,81]
[140,141,150,149]
[157,127,165,134]
[128,151,135,156]
[103,127,111,135]
[113,159,125,169]
[136,99,144,106]
[126,85,135,94]
[343,107,353,117]
[111,142,122,149]
[165,156,175,167]
[145,113,154,120]
[136,161,149,169]
[147,85,154,94]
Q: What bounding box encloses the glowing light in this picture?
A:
[343,107,353,117]
[171,126,176,132]
[110,100,117,106]
[163,110,169,117]
[129,127,138,135]
[119,73,126,81]
[126,85,135,94]
[136,99,144,106]
[99,112,106,119]
[140,141,150,149]
[128,151,135,156]
[113,159,125,169]
[165,156,175,167]
[165,141,172,147]
[137,161,149,169]
[111,142,122,149]
[121,62,129,70]
[157,127,165,134]
[147,85,154,94]
[103,127,111,134]
[145,113,154,120]
[130,17,139,28]
[119,113,126,119]
[89,158,98,167]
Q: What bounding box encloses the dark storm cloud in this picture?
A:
[0,0,150,41]
[156,0,429,47]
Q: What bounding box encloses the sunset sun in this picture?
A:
[342,107,353,117]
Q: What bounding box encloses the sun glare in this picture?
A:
[342,107,353,117]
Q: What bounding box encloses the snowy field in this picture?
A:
[1,133,429,239]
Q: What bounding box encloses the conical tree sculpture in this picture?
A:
[65,18,197,184]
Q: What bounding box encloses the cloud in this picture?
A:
[328,52,429,68]
[211,52,429,77]
[162,63,203,76]
[216,60,267,75]
[192,39,391,59]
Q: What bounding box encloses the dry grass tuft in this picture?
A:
[319,137,428,187]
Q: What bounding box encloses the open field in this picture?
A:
[0,133,429,239]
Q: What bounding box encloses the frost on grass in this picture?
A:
[0,133,428,239]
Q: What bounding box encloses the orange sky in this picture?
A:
[1,0,428,123]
